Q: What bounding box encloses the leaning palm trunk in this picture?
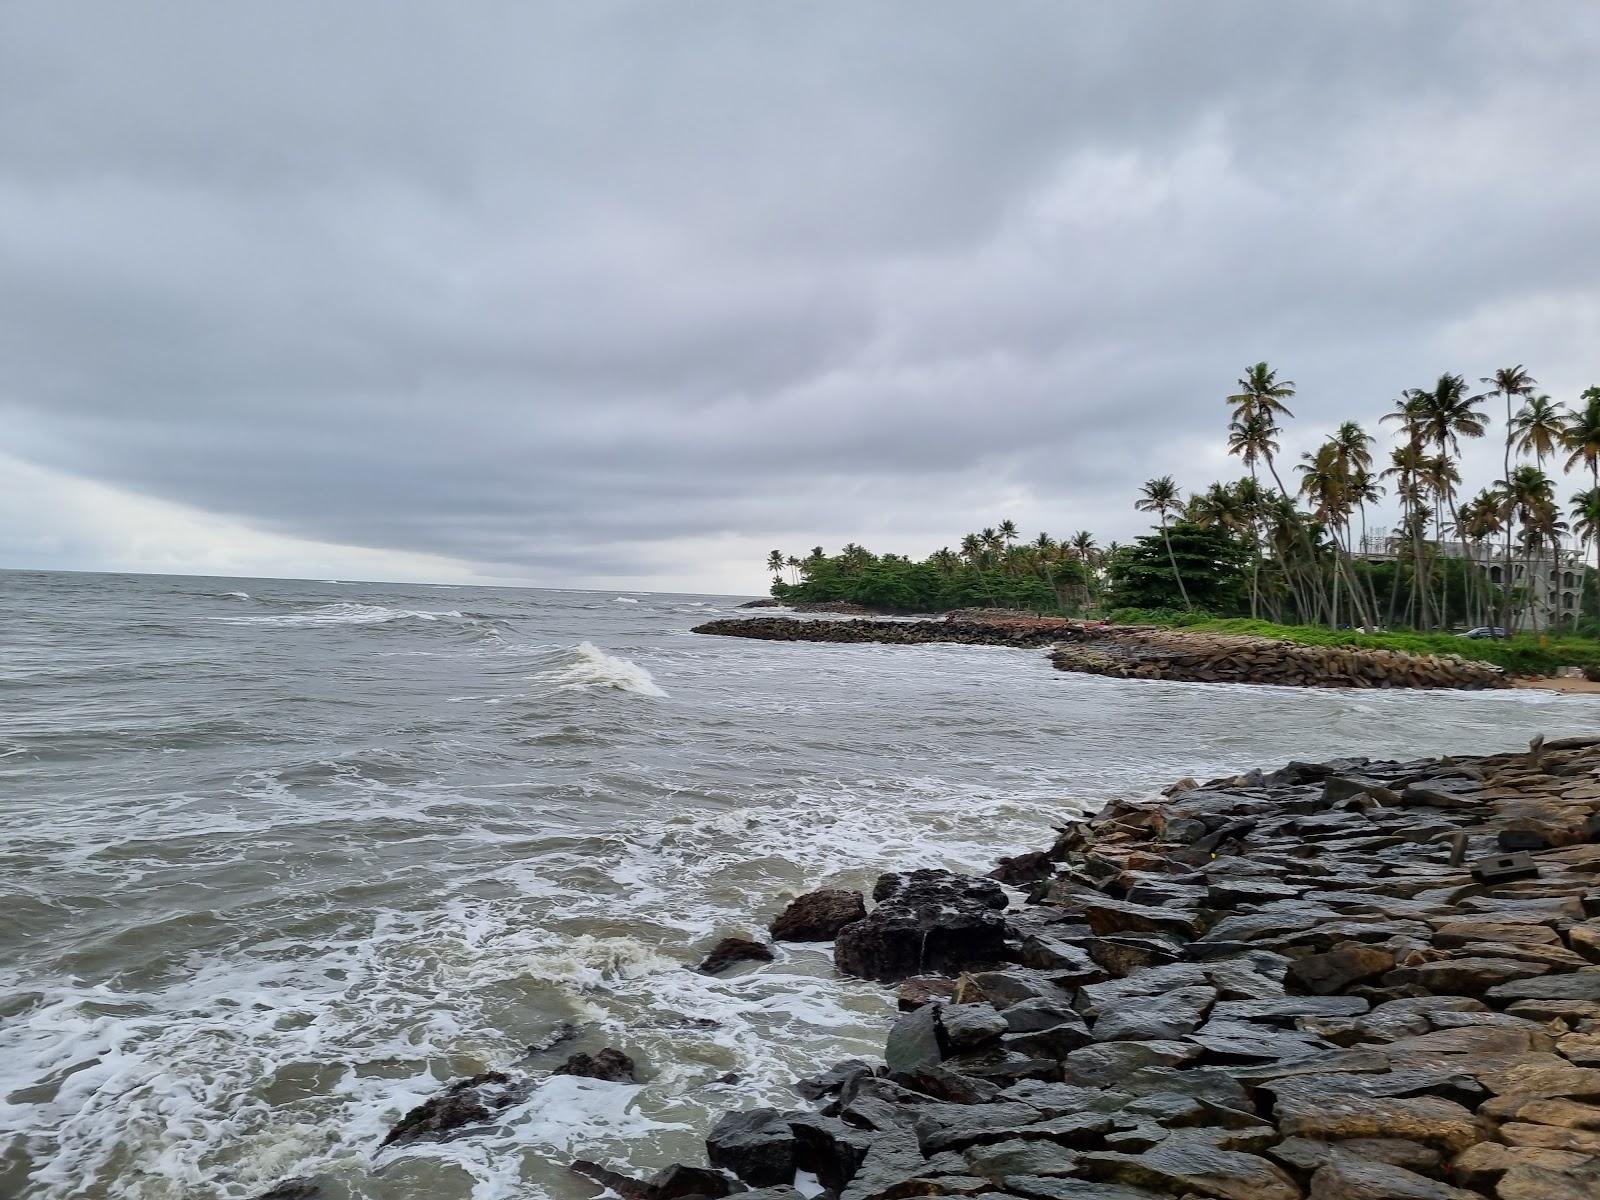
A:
[1158,516,1191,610]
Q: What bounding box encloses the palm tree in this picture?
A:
[1498,465,1557,631]
[1561,387,1600,623]
[785,555,802,584]
[1570,488,1600,628]
[1480,365,1538,629]
[1069,530,1099,607]
[1512,394,1565,468]
[766,550,785,578]
[1135,475,1190,610]
[959,533,982,565]
[998,519,1019,548]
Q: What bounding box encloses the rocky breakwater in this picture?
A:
[610,737,1600,1200]
[1051,626,1508,690]
[693,616,1075,649]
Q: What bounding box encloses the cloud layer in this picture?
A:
[3,1,1599,590]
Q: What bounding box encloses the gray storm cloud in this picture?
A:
[2,1,1598,588]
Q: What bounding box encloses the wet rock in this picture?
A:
[897,975,957,1010]
[835,870,1011,984]
[884,1004,946,1073]
[795,1059,874,1101]
[1497,1121,1600,1153]
[941,1004,1010,1051]
[962,1137,1082,1179]
[770,889,868,941]
[570,1160,741,1200]
[787,1112,882,1190]
[1286,941,1396,994]
[992,850,1057,886]
[554,1047,637,1083]
[697,937,776,975]
[1020,935,1103,980]
[1001,996,1086,1035]
[380,1071,530,1147]
[890,1066,1003,1104]
[254,1180,320,1200]
[1082,898,1206,940]
[1083,935,1184,976]
[705,1107,798,1186]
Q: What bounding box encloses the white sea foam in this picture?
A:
[215,603,468,627]
[612,596,639,604]
[538,642,668,697]
[219,590,251,600]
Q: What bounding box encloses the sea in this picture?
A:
[3,569,1596,1200]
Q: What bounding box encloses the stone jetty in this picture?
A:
[621,737,1600,1199]
[692,616,1508,691]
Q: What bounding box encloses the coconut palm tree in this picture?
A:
[1512,394,1566,468]
[1498,465,1557,631]
[1479,365,1539,628]
[766,550,785,578]
[1135,475,1190,610]
[998,519,1019,548]
[959,533,981,566]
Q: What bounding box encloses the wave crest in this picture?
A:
[539,642,667,698]
[217,603,468,627]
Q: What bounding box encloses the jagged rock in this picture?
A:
[1448,1140,1594,1190]
[1020,934,1103,979]
[941,1004,1010,1051]
[380,1071,529,1146]
[1286,941,1396,994]
[897,975,957,1010]
[1081,898,1206,940]
[962,1138,1083,1180]
[1001,996,1087,1034]
[1269,1136,1441,1173]
[1498,1121,1600,1152]
[1083,935,1184,976]
[835,870,1010,983]
[1479,1095,1600,1128]
[1091,985,1216,1042]
[254,1180,320,1200]
[1474,1054,1600,1099]
[890,1066,1002,1104]
[698,937,776,975]
[554,1047,637,1082]
[959,969,1077,1009]
[1306,1155,1479,1199]
[705,1108,798,1186]
[770,889,867,941]
[1385,955,1550,995]
[1061,1041,1201,1087]
[993,850,1057,886]
[1488,972,1600,1002]
[1273,1090,1486,1153]
[795,1059,874,1101]
[570,1160,740,1200]
[1494,1160,1600,1199]
[788,1111,880,1189]
[885,1003,946,1073]
[1080,1130,1301,1200]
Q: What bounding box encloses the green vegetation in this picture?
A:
[1105,608,1600,676]
[766,531,1094,614]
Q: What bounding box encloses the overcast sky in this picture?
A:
[3,2,1598,593]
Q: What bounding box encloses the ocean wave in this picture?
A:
[537,642,668,698]
[213,603,471,628]
[219,590,251,600]
[612,596,640,604]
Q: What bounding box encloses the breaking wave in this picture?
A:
[537,641,668,697]
[215,603,470,628]
[612,596,639,604]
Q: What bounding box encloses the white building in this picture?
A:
[1357,528,1585,628]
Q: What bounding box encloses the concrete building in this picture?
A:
[1357,528,1585,628]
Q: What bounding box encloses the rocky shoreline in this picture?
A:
[628,736,1600,1200]
[247,737,1600,1200]
[693,617,1509,691]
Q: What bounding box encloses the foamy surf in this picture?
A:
[612,596,640,604]
[538,642,668,697]
[216,603,468,627]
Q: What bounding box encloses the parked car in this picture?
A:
[1458,627,1509,639]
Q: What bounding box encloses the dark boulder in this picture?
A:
[697,937,776,975]
[380,1071,530,1147]
[835,870,1011,983]
[770,889,868,941]
[1285,941,1395,995]
[706,1107,799,1187]
[253,1181,320,1200]
[554,1047,637,1083]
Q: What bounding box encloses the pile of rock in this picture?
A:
[693,617,1508,690]
[692,617,1077,649]
[657,737,1600,1199]
[1050,627,1507,690]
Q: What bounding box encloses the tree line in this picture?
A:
[1131,363,1600,633]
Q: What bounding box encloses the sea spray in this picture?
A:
[538,641,668,697]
